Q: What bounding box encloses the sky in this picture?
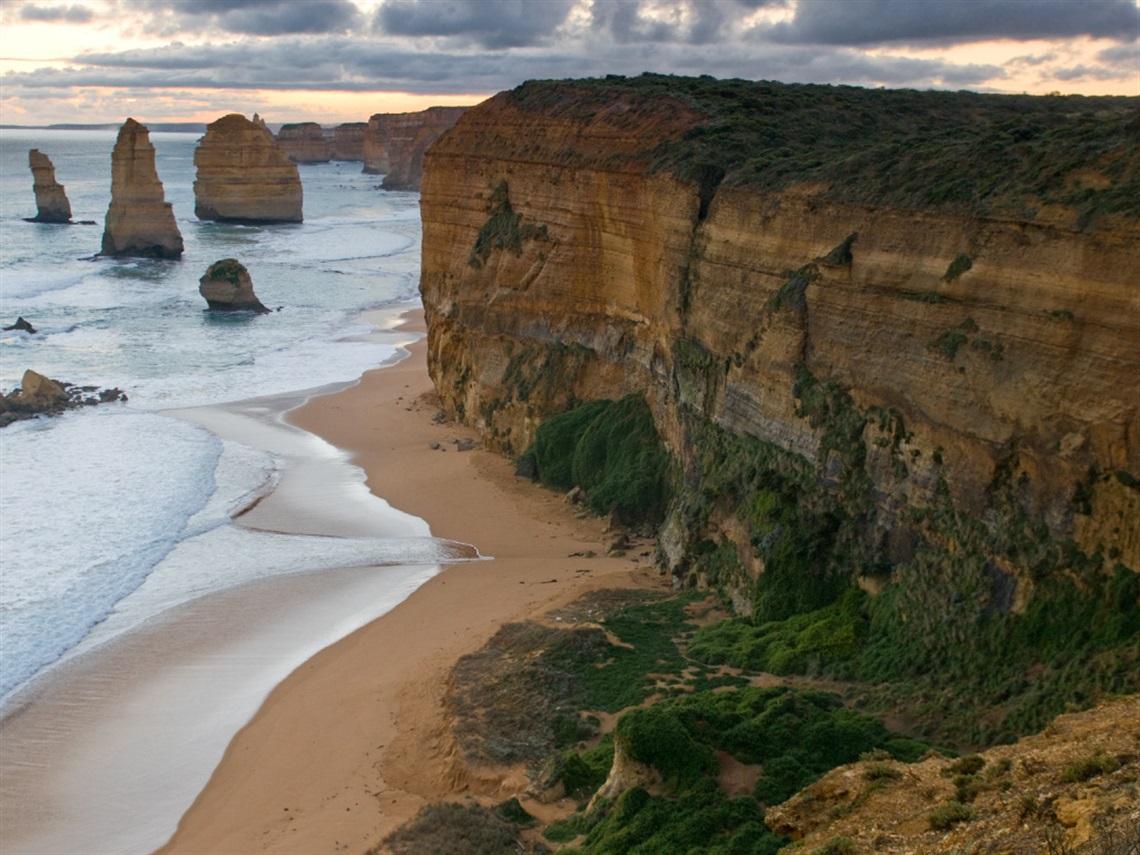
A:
[0,0,1137,127]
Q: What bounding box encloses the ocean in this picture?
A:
[0,128,468,852]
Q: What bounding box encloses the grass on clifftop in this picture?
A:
[506,74,1139,227]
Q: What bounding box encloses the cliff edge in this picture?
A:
[362,106,469,190]
[419,76,1139,743]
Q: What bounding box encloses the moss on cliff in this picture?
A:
[506,75,1139,227]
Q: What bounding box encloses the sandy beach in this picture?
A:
[157,312,663,854]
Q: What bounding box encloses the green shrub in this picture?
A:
[927,800,975,831]
[528,395,671,523]
[1061,751,1121,783]
[814,838,857,855]
[616,705,717,791]
[374,802,545,855]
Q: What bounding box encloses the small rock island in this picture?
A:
[194,114,303,224]
[199,259,270,313]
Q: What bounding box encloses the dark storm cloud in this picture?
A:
[762,0,1140,45]
[373,0,576,49]
[20,3,93,22]
[589,0,755,45]
[0,33,1003,98]
[141,0,360,36]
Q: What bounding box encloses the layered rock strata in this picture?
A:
[331,122,366,161]
[199,258,269,313]
[362,106,468,190]
[27,149,72,223]
[419,79,1140,602]
[100,119,183,258]
[194,114,303,223]
[276,122,330,163]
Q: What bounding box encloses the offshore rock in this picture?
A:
[362,106,468,190]
[194,114,303,224]
[276,122,330,163]
[199,258,269,313]
[0,369,127,427]
[3,317,37,334]
[100,119,183,258]
[331,122,367,161]
[27,149,72,223]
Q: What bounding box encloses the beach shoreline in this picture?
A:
[156,309,665,854]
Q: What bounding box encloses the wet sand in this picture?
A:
[156,312,663,853]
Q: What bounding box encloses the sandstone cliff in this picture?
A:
[362,106,469,190]
[276,122,330,163]
[331,122,366,161]
[100,119,183,258]
[420,78,1139,629]
[27,149,71,223]
[194,114,303,224]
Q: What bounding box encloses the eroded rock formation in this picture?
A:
[419,78,1140,608]
[199,258,269,313]
[362,106,468,190]
[331,122,366,161]
[276,122,330,163]
[27,149,71,223]
[1,369,127,427]
[100,119,183,258]
[194,114,303,224]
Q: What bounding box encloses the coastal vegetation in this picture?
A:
[519,394,671,524]
[507,74,1140,227]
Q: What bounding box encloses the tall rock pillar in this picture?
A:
[100,119,184,259]
[27,149,72,223]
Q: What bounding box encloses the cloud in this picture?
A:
[762,0,1140,46]
[140,0,361,36]
[373,0,576,49]
[20,3,93,23]
[0,33,1006,98]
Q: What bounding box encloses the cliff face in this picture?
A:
[276,122,330,163]
[194,114,303,224]
[420,80,1140,607]
[362,106,469,190]
[100,119,183,258]
[27,149,71,223]
[331,122,366,161]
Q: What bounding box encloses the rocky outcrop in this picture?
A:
[276,122,330,163]
[27,149,71,223]
[419,78,1140,608]
[331,122,366,161]
[362,106,469,190]
[766,695,1140,853]
[194,114,303,224]
[100,119,183,258]
[3,317,37,334]
[1,369,127,427]
[199,259,269,313]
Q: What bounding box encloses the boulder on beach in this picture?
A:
[100,119,184,259]
[199,259,270,313]
[27,149,72,223]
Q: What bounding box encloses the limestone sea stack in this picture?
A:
[276,122,330,163]
[194,114,303,224]
[100,119,183,259]
[331,122,367,161]
[198,258,269,313]
[27,149,72,223]
[362,106,468,190]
